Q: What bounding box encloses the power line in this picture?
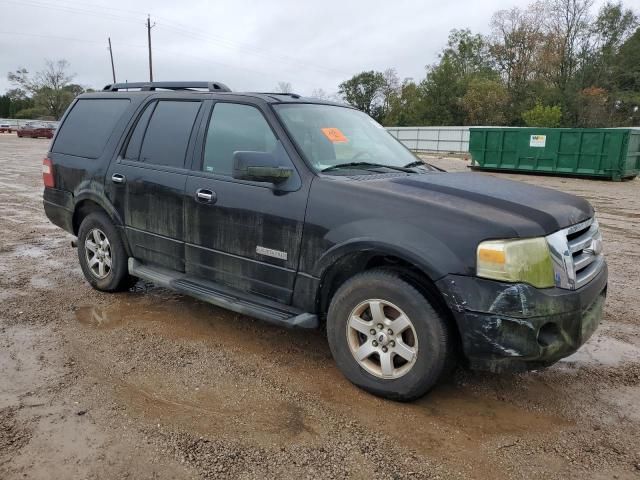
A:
[4,0,351,78]
[0,30,145,49]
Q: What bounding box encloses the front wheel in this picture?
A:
[77,211,136,292]
[327,270,452,401]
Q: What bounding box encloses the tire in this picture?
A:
[77,211,136,292]
[327,270,451,401]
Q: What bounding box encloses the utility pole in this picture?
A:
[146,15,155,82]
[108,37,116,83]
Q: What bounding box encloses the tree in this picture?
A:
[380,68,401,117]
[420,29,497,125]
[576,86,609,126]
[490,5,545,90]
[310,88,328,100]
[275,81,293,93]
[544,0,594,122]
[522,103,563,126]
[7,59,77,119]
[383,79,426,126]
[462,78,510,125]
[610,26,640,125]
[338,70,386,120]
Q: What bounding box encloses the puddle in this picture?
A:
[73,294,571,466]
[561,333,640,367]
[113,375,319,446]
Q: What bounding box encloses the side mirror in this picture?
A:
[232,151,293,184]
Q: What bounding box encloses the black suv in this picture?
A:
[43,81,607,400]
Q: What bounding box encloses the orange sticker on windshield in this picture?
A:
[321,127,348,143]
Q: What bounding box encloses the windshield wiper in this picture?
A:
[321,162,412,173]
[403,160,445,172]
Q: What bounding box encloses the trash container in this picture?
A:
[469,127,639,180]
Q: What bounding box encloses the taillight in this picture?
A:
[43,157,55,188]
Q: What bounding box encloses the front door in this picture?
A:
[106,98,204,271]
[184,101,308,303]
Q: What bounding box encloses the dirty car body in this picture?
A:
[42,81,607,399]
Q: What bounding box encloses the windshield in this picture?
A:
[274,104,423,173]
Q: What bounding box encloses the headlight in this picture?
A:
[476,237,555,288]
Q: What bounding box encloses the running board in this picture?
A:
[128,258,318,329]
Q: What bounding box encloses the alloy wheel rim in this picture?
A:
[346,299,419,379]
[85,228,112,279]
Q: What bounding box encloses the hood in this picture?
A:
[348,172,593,237]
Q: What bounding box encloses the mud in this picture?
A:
[1,135,639,479]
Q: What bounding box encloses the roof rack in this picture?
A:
[258,92,301,99]
[102,81,232,92]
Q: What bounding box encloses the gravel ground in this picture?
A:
[1,134,639,479]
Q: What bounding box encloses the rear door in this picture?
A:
[184,100,309,303]
[106,98,204,271]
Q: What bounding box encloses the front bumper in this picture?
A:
[436,263,607,373]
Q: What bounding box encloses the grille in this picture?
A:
[546,218,605,290]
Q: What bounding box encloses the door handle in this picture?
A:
[195,188,216,203]
[112,173,126,184]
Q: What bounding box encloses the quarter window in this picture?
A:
[138,100,201,168]
[52,99,130,159]
[203,103,278,175]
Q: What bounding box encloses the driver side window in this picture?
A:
[203,103,278,175]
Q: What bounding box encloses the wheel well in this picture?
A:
[318,253,461,349]
[72,200,108,235]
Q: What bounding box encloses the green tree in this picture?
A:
[383,80,425,126]
[462,78,510,125]
[611,27,640,125]
[522,103,563,126]
[420,29,498,125]
[338,70,386,120]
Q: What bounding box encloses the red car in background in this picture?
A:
[17,122,56,139]
[0,123,12,133]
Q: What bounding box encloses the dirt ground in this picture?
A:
[0,133,639,480]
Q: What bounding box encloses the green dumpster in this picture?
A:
[469,127,640,180]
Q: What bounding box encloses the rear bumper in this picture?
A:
[43,187,74,234]
[436,263,607,372]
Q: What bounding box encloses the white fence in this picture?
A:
[0,118,59,128]
[386,126,470,153]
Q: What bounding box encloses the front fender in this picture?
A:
[311,218,464,282]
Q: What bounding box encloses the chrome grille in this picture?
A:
[546,218,604,290]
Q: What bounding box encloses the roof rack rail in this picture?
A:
[102,81,232,92]
[258,92,301,99]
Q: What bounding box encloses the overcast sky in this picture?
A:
[0,0,610,96]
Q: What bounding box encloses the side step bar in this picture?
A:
[128,258,318,329]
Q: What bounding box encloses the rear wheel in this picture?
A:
[327,270,452,401]
[77,211,136,292]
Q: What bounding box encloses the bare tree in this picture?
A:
[310,88,328,100]
[8,59,76,118]
[545,0,594,90]
[381,68,401,115]
[275,81,293,93]
[490,4,545,90]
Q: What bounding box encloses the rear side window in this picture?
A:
[53,99,130,158]
[138,100,201,168]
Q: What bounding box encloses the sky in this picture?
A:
[0,0,611,96]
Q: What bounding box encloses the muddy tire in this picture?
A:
[77,211,135,292]
[327,270,451,401]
